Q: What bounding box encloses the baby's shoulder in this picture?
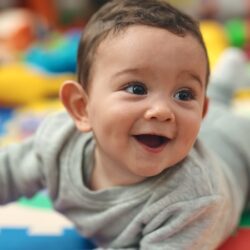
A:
[176,139,228,197]
[157,139,228,200]
[36,111,74,137]
[33,111,80,156]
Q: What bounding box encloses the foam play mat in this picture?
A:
[0,192,250,249]
[0,192,96,249]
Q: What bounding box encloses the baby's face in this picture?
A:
[85,25,208,185]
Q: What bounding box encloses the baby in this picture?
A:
[1,0,250,249]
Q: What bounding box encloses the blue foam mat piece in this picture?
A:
[0,228,96,250]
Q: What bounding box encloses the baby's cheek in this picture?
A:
[183,117,201,141]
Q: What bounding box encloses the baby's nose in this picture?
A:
[144,102,175,122]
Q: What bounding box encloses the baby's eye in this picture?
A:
[174,89,195,101]
[124,83,147,95]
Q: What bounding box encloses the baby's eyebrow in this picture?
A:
[114,68,143,77]
[185,71,203,86]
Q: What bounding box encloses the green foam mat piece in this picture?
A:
[18,192,53,210]
[239,210,250,227]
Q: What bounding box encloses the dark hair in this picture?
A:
[77,0,210,89]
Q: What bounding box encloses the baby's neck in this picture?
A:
[89,150,146,191]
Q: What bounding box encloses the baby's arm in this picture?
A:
[138,145,239,250]
[139,194,231,250]
[0,112,78,205]
[0,137,45,204]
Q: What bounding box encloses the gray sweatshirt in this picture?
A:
[0,112,242,249]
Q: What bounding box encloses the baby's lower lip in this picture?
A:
[133,134,169,153]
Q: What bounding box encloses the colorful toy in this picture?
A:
[25,30,81,73]
[0,63,75,105]
[224,19,250,48]
[0,99,62,146]
[200,20,229,69]
[0,9,47,52]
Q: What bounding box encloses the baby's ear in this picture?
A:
[60,81,92,132]
[202,96,209,119]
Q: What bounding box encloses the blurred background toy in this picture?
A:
[200,20,229,69]
[0,8,47,64]
[0,9,41,52]
[224,18,250,48]
[0,99,62,146]
[0,62,75,106]
[25,29,80,73]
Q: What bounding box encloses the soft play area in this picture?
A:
[1,0,250,249]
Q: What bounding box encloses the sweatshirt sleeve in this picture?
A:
[137,143,237,250]
[139,194,230,250]
[0,137,45,204]
[0,112,75,204]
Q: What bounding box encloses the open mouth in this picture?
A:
[134,134,169,149]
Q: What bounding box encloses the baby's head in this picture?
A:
[60,0,210,188]
[77,0,210,90]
